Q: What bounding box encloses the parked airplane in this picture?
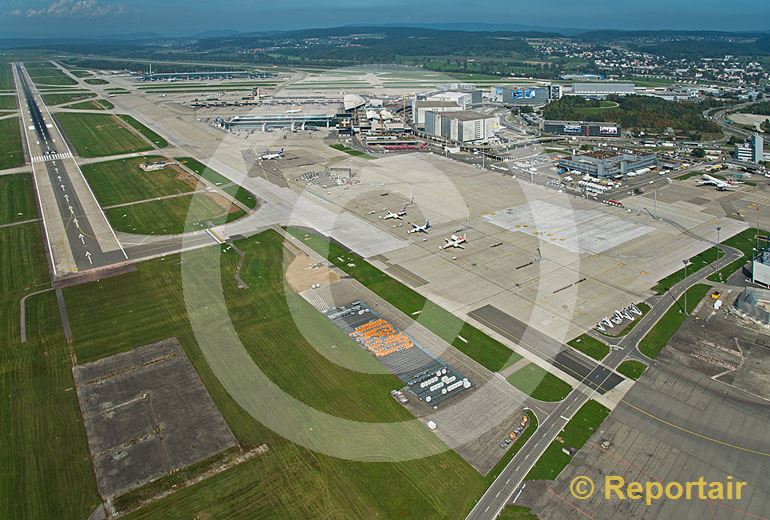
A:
[259,148,285,160]
[697,174,737,191]
[408,220,431,234]
[380,208,406,220]
[440,234,467,249]
[285,108,302,114]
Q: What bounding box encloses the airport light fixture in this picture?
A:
[683,260,688,315]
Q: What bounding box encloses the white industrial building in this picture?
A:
[424,110,500,142]
[412,99,464,126]
[428,91,473,109]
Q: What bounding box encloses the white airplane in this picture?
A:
[380,208,406,220]
[259,148,284,160]
[408,220,431,234]
[697,174,737,191]
[285,108,302,114]
[440,234,467,250]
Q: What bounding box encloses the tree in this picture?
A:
[692,147,707,159]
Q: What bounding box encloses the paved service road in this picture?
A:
[465,244,743,520]
[14,63,126,277]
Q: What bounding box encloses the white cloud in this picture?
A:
[20,0,125,18]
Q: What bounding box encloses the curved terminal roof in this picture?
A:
[343,94,366,111]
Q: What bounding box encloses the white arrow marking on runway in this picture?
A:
[85,251,92,264]
[73,218,79,229]
[79,233,85,245]
[69,206,74,215]
[64,194,69,203]
[60,184,66,191]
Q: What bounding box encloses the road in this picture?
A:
[465,243,743,520]
[14,62,127,277]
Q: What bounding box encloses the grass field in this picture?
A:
[0,63,13,90]
[84,78,109,85]
[69,70,93,78]
[506,363,572,402]
[707,227,767,283]
[286,227,521,372]
[0,220,101,519]
[617,360,648,380]
[82,156,195,206]
[639,283,712,359]
[105,193,244,234]
[41,92,96,105]
[598,302,651,338]
[64,230,488,518]
[525,400,609,481]
[55,112,153,157]
[567,334,609,361]
[330,143,373,159]
[652,246,721,294]
[65,98,114,110]
[0,95,17,110]
[177,157,258,209]
[0,173,37,225]
[24,62,77,86]
[118,115,169,148]
[0,117,26,170]
[676,170,707,181]
[499,505,540,519]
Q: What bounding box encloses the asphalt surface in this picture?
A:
[465,243,743,520]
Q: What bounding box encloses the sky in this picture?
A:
[2,0,770,37]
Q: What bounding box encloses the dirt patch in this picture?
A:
[284,243,340,292]
[206,192,242,215]
[73,338,237,500]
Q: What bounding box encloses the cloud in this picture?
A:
[20,0,125,17]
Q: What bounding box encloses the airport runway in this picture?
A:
[14,63,127,277]
[465,243,744,520]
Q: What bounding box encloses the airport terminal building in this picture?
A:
[558,150,658,179]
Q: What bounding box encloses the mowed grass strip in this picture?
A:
[498,505,541,520]
[639,283,712,359]
[525,400,610,481]
[0,219,100,518]
[652,246,721,294]
[55,112,153,157]
[617,359,647,380]
[0,63,13,90]
[24,62,77,86]
[41,92,96,105]
[66,98,114,111]
[330,143,373,158]
[286,227,521,371]
[0,291,102,519]
[567,334,609,361]
[84,78,109,85]
[105,193,244,235]
[118,115,169,148]
[82,156,195,206]
[0,95,17,110]
[177,157,258,209]
[707,227,768,282]
[0,173,37,225]
[64,230,487,518]
[506,363,572,402]
[0,117,25,170]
